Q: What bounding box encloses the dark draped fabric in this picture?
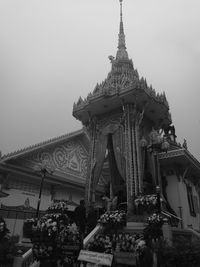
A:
[112,127,126,181]
[107,134,124,195]
[91,123,126,200]
[92,133,108,193]
[147,150,156,186]
[143,149,155,195]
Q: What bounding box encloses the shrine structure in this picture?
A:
[73,0,171,216]
[1,0,200,240]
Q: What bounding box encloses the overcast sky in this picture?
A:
[0,0,200,161]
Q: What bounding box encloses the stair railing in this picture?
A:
[13,248,34,267]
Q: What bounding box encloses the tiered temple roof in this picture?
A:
[73,0,171,128]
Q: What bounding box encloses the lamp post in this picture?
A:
[140,129,169,213]
[141,130,169,267]
[34,161,54,220]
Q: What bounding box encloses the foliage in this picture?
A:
[160,240,200,267]
[0,217,19,265]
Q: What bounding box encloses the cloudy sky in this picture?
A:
[0,0,200,161]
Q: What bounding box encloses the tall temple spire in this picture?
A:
[116,0,129,60]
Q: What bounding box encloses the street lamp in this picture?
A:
[140,128,169,213]
[34,160,54,219]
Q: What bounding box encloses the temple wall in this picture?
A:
[0,188,51,211]
[165,174,180,217]
[178,180,200,230]
[54,187,84,210]
[166,174,200,230]
[4,219,24,240]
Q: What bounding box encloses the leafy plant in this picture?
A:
[160,240,200,267]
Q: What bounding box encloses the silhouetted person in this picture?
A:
[74,200,86,236]
[136,240,153,267]
[87,205,97,234]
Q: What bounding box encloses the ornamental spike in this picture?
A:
[116,0,129,60]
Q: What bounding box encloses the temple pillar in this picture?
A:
[124,104,143,216]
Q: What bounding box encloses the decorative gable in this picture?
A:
[4,133,89,180]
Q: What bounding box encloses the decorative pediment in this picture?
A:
[2,130,89,179]
[27,140,88,178]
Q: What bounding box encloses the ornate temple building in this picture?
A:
[1,0,200,238]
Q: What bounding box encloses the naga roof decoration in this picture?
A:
[73,0,171,127]
[1,129,85,162]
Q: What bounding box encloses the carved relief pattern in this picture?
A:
[98,110,123,131]
[135,110,144,194]
[123,104,144,213]
[132,118,138,196]
[124,104,134,213]
[27,140,88,178]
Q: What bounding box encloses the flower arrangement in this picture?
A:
[134,194,162,207]
[30,201,81,264]
[47,200,68,214]
[31,213,69,243]
[147,213,168,226]
[57,224,81,246]
[87,232,143,254]
[98,210,126,228]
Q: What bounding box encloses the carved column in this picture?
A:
[124,104,143,216]
[135,110,144,194]
[124,104,134,215]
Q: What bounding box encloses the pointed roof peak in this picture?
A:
[116,0,129,60]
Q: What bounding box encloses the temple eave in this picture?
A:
[73,88,171,127]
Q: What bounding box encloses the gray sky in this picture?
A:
[0,0,200,161]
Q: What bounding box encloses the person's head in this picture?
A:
[80,199,85,206]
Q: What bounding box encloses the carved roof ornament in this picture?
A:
[116,0,129,60]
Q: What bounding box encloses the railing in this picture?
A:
[161,210,182,221]
[186,227,200,242]
[83,224,103,248]
[13,248,34,267]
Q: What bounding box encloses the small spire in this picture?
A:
[116,0,129,60]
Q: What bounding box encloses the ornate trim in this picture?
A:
[158,149,185,159]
